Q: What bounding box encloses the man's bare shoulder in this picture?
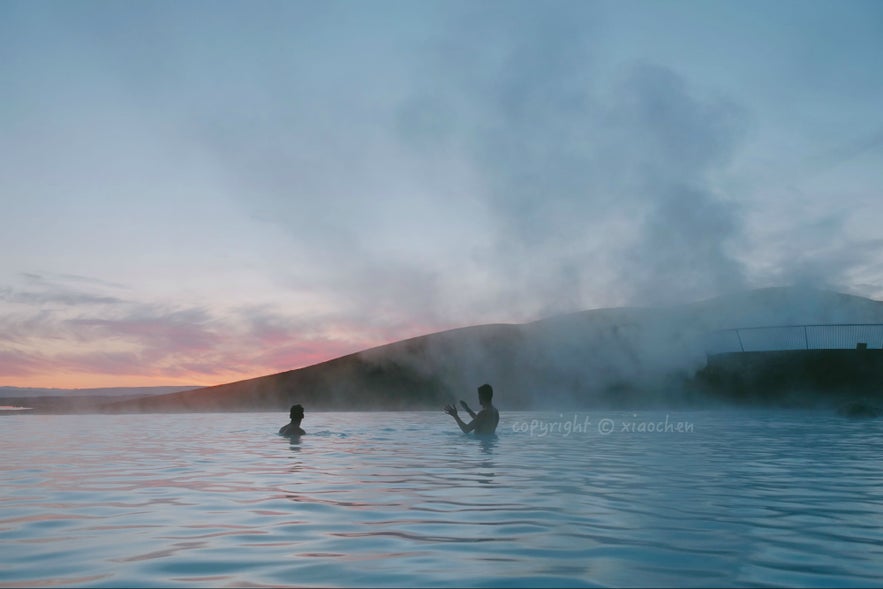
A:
[279,424,305,436]
[477,406,499,418]
[474,406,499,434]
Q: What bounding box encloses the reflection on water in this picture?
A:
[2,410,883,587]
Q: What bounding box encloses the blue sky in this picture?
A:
[2,0,882,387]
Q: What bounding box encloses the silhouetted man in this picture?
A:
[445,383,499,435]
[279,404,305,436]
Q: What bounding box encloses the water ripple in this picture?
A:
[2,410,883,587]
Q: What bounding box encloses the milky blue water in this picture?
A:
[2,410,883,587]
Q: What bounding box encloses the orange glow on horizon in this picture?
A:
[0,320,462,391]
[3,372,228,390]
[2,346,369,390]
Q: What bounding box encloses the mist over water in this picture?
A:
[3,411,883,587]
[346,287,883,410]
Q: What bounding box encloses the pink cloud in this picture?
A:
[0,350,43,378]
[0,277,461,387]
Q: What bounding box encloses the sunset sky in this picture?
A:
[2,0,882,389]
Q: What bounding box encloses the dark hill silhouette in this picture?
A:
[98,286,883,413]
[103,324,524,412]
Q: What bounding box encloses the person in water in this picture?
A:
[279,404,306,436]
[444,383,499,435]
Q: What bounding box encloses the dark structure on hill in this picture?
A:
[693,324,883,407]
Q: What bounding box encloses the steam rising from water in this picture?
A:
[236,4,754,319]
[365,287,883,409]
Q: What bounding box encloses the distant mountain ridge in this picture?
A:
[100,286,883,413]
[0,386,198,398]
[0,386,200,414]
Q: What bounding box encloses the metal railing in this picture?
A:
[705,324,883,355]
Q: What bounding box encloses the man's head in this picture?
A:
[477,384,493,406]
[290,404,305,421]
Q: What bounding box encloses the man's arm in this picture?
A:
[445,405,478,433]
[453,413,473,433]
[447,406,492,434]
[460,400,477,419]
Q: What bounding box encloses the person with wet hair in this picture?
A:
[279,404,306,437]
[444,383,499,435]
